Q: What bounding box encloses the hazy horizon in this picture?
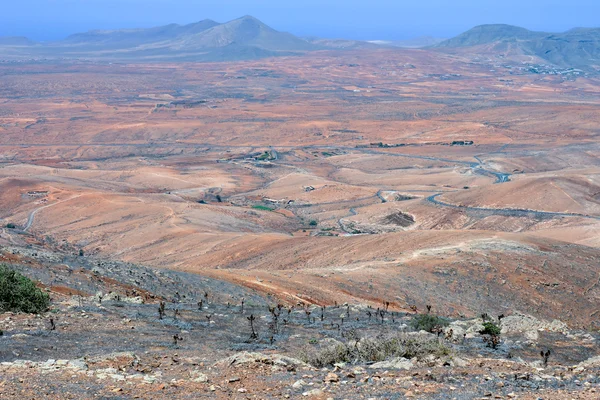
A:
[2,0,599,42]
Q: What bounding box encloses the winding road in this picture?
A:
[14,143,597,237]
[421,155,599,221]
[24,195,82,232]
[425,193,600,221]
[331,149,599,227]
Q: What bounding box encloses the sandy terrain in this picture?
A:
[1,49,600,364]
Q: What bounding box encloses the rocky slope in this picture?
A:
[1,238,600,399]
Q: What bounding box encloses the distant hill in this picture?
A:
[4,19,600,67]
[436,24,547,47]
[0,36,36,46]
[0,16,319,61]
[62,19,221,49]
[176,16,315,52]
[436,24,600,68]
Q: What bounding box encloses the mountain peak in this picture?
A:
[237,15,262,23]
[229,15,271,30]
[436,24,600,69]
[436,24,547,48]
[48,15,316,60]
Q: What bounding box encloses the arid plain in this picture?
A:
[2,47,600,330]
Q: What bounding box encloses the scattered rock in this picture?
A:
[292,379,307,389]
[302,388,323,397]
[576,356,600,369]
[501,312,568,337]
[369,358,414,370]
[190,370,208,383]
[215,352,307,368]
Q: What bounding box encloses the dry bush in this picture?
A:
[299,333,450,367]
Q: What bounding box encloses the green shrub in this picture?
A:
[410,314,449,333]
[299,333,451,367]
[5,223,16,229]
[252,205,274,211]
[480,321,501,336]
[0,264,50,314]
[309,220,318,226]
[257,151,272,161]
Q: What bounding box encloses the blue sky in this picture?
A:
[2,0,599,41]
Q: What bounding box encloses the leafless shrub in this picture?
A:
[305,308,311,322]
[158,301,166,320]
[247,314,258,339]
[173,334,183,346]
[541,349,551,367]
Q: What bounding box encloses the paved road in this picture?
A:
[425,193,600,221]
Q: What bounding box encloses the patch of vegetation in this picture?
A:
[410,314,450,333]
[256,151,273,161]
[0,264,50,314]
[300,333,451,367]
[5,223,16,229]
[479,321,501,336]
[252,205,274,211]
[309,220,318,226]
[480,321,502,349]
